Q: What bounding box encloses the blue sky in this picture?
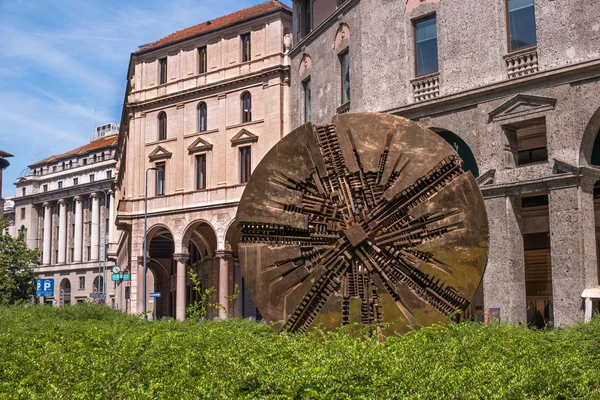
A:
[0,0,290,197]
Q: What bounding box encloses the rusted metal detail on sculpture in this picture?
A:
[236,113,488,334]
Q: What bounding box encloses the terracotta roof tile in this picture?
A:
[137,0,291,53]
[30,135,118,167]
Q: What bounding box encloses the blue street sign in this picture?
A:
[36,278,54,297]
[149,292,161,298]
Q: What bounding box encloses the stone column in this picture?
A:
[73,196,83,262]
[108,191,115,245]
[90,193,100,261]
[482,196,526,324]
[57,199,67,264]
[173,253,189,321]
[216,250,233,319]
[42,202,52,265]
[548,184,598,325]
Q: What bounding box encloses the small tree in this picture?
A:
[0,218,39,305]
[186,269,239,320]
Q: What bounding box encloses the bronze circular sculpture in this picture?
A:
[236,113,488,334]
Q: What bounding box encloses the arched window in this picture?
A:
[101,152,105,161]
[69,160,73,168]
[198,102,207,132]
[241,92,252,123]
[158,111,167,140]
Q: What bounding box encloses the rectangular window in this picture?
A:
[240,147,251,184]
[53,166,57,172]
[340,51,350,105]
[106,170,112,179]
[303,78,312,123]
[87,246,91,261]
[70,248,74,263]
[22,188,25,196]
[20,207,25,220]
[159,57,167,84]
[156,163,166,196]
[504,117,547,168]
[89,174,95,183]
[198,46,207,74]
[241,33,251,63]
[73,177,78,186]
[303,0,312,36]
[88,223,92,235]
[196,154,206,190]
[57,181,63,189]
[71,223,75,237]
[507,0,537,51]
[79,276,85,289]
[43,184,48,192]
[83,159,87,165]
[414,16,438,76]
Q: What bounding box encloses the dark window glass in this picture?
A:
[340,51,350,104]
[198,46,207,74]
[240,147,251,184]
[106,170,112,179]
[156,164,165,196]
[304,78,312,123]
[22,188,25,196]
[89,174,95,183]
[196,154,206,190]
[241,33,251,62]
[43,184,48,192]
[158,112,167,140]
[58,181,63,189]
[303,0,312,36]
[83,159,87,165]
[507,0,537,51]
[198,103,207,132]
[518,147,547,166]
[20,208,25,219]
[159,57,167,84]
[415,16,438,76]
[73,177,78,186]
[242,92,252,123]
[522,195,549,208]
[53,166,57,172]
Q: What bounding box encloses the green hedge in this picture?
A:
[1,304,599,399]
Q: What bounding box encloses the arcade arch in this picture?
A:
[430,128,479,178]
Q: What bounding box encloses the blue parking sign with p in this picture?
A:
[36,278,54,297]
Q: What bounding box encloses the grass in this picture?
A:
[0,304,599,399]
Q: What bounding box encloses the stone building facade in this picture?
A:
[10,126,119,306]
[290,0,600,326]
[113,1,293,320]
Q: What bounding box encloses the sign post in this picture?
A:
[150,292,161,320]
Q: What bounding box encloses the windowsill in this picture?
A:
[505,44,537,56]
[411,71,440,81]
[226,119,264,130]
[515,160,549,168]
[184,128,219,138]
[146,137,177,146]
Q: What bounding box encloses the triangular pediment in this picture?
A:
[148,145,172,161]
[476,169,496,186]
[552,159,578,175]
[488,94,556,123]
[187,137,213,154]
[231,129,258,146]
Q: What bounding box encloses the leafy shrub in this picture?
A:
[0,304,599,399]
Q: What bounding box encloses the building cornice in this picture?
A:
[128,64,289,110]
[387,58,600,120]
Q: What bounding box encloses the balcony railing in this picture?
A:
[505,47,539,79]
[411,73,440,102]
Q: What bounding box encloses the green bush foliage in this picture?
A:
[1,304,599,399]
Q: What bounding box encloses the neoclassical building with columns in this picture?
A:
[113,1,292,319]
[10,124,119,306]
[290,0,600,326]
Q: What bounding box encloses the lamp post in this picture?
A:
[142,167,159,318]
[85,189,111,302]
